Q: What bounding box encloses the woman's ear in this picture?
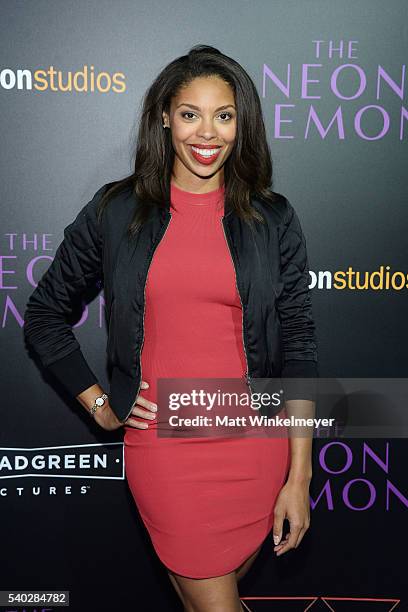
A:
[162,112,169,128]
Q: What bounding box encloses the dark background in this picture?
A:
[1,1,406,610]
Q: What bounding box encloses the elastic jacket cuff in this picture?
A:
[281,359,319,401]
[46,348,99,398]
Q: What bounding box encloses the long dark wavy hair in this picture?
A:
[96,44,279,237]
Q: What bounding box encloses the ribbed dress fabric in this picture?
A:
[123,182,290,578]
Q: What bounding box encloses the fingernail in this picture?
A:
[151,405,157,411]
[273,535,280,545]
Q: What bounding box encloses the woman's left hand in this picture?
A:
[272,478,311,556]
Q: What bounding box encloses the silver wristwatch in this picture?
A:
[89,393,108,416]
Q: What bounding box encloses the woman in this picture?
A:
[24,45,318,611]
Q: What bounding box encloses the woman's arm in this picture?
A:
[272,198,318,555]
[276,198,318,381]
[285,400,314,481]
[276,198,318,473]
[23,184,109,399]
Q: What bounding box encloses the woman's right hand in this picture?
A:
[94,380,157,431]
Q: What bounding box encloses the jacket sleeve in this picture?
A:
[23,184,108,398]
[276,198,319,382]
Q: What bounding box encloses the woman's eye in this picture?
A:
[218,112,233,121]
[181,112,197,120]
[180,111,233,121]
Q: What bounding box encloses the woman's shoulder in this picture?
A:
[94,178,136,209]
[252,189,294,227]
[85,178,136,220]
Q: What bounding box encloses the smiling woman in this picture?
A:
[114,46,314,610]
[24,43,317,612]
[162,76,237,185]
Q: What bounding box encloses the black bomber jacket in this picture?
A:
[23,182,319,423]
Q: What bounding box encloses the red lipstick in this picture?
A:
[189,144,222,165]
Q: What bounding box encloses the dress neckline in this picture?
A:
[170,182,225,207]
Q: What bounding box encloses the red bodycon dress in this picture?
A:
[123,182,290,579]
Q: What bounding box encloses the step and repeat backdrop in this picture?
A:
[1,1,406,611]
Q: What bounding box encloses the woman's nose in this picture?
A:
[195,117,217,140]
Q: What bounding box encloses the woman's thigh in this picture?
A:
[234,544,262,581]
[167,569,243,612]
[166,545,262,606]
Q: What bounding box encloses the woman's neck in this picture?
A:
[170,172,224,195]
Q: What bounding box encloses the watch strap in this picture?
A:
[89,393,108,416]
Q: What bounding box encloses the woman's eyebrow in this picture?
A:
[176,103,236,111]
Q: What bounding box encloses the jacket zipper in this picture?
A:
[220,216,252,394]
[123,212,173,422]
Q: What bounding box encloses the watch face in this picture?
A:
[95,397,105,407]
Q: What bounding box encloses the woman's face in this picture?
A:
[163,75,237,190]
